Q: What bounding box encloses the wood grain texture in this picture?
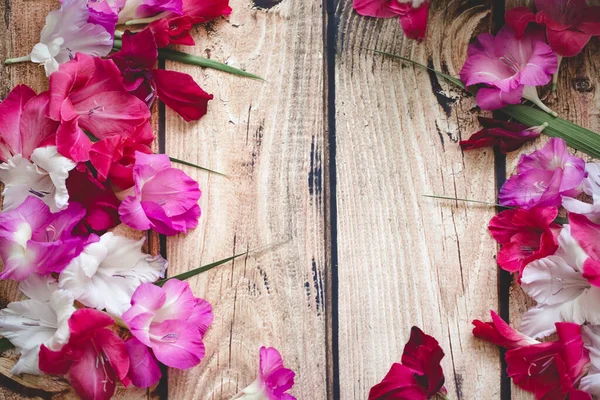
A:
[503,1,600,399]
[163,0,328,399]
[333,1,501,398]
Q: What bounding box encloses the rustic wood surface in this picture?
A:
[0,0,599,399]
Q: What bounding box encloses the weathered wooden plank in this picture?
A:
[333,1,501,398]
[504,1,600,399]
[163,0,328,399]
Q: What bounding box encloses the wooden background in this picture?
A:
[0,0,599,399]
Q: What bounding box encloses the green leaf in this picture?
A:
[423,194,510,208]
[0,338,14,353]
[169,157,227,177]
[112,39,264,81]
[371,49,466,90]
[154,252,248,286]
[502,105,600,159]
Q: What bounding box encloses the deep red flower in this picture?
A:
[488,206,560,275]
[506,0,600,57]
[146,16,196,47]
[473,310,538,349]
[368,327,446,400]
[48,53,153,163]
[39,309,130,400]
[181,0,232,24]
[460,117,543,154]
[506,323,591,400]
[110,29,213,121]
[66,166,121,235]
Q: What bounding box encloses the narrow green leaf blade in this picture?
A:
[155,252,248,286]
[169,157,227,177]
[502,105,600,159]
[0,338,14,353]
[113,40,264,81]
[423,194,510,208]
[372,49,466,90]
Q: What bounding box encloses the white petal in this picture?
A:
[30,146,76,211]
[54,25,112,64]
[46,290,75,350]
[0,300,59,351]
[10,346,43,375]
[580,370,600,396]
[519,304,564,338]
[19,275,59,302]
[117,0,144,23]
[30,43,52,63]
[521,255,588,305]
[39,0,89,43]
[583,325,600,370]
[59,233,167,317]
[555,225,589,272]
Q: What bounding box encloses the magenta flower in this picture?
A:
[122,279,213,369]
[459,117,545,154]
[39,309,130,400]
[233,346,296,400]
[0,197,88,281]
[123,337,162,388]
[353,0,430,40]
[118,152,201,236]
[48,53,153,163]
[499,138,585,209]
[460,25,558,114]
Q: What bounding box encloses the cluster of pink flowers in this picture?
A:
[468,137,600,399]
[0,0,297,399]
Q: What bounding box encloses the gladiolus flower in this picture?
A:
[10,0,114,76]
[146,16,196,47]
[110,29,213,121]
[499,138,585,209]
[519,225,600,338]
[459,117,545,154]
[59,232,167,317]
[460,25,558,114]
[232,346,296,400]
[474,313,591,399]
[39,309,130,400]
[0,276,75,375]
[118,152,201,236]
[368,326,446,400]
[123,337,162,388]
[65,167,122,235]
[506,1,600,58]
[122,279,213,369]
[563,163,600,224]
[48,53,153,163]
[569,213,600,287]
[0,197,87,281]
[488,206,560,275]
[353,0,430,40]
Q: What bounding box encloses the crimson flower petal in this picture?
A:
[151,69,213,121]
[546,27,591,57]
[505,6,537,37]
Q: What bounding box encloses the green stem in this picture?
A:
[112,39,264,80]
[437,392,450,400]
[423,194,510,209]
[169,156,227,177]
[522,86,558,117]
[551,55,563,92]
[4,55,31,65]
[114,30,124,39]
[124,14,166,26]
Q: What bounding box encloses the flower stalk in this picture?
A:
[522,86,557,117]
[4,55,31,65]
[552,55,563,92]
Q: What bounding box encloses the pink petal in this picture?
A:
[119,196,153,231]
[142,167,201,216]
[158,279,198,321]
[94,329,130,382]
[124,338,161,388]
[519,34,558,86]
[0,85,37,160]
[368,363,428,400]
[148,319,205,369]
[260,346,285,378]
[546,27,591,57]
[188,298,214,336]
[151,69,213,121]
[181,0,232,23]
[353,0,397,18]
[69,308,114,337]
[534,0,586,30]
[475,86,523,110]
[397,2,429,40]
[472,310,537,349]
[578,7,600,35]
[56,112,93,162]
[129,282,167,312]
[506,6,537,37]
[69,341,117,400]
[19,92,58,159]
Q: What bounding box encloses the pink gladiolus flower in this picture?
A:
[368,327,446,400]
[122,279,213,369]
[66,167,121,235]
[473,310,539,349]
[39,309,130,400]
[233,346,296,400]
[353,0,430,40]
[110,29,213,121]
[506,1,600,58]
[0,197,88,281]
[460,25,558,114]
[118,152,201,235]
[488,206,561,275]
[499,138,585,209]
[474,314,591,400]
[123,337,162,388]
[48,53,153,163]
[459,117,545,154]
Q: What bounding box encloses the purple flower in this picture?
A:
[117,152,201,235]
[122,279,213,369]
[460,25,558,114]
[0,197,88,281]
[499,138,585,209]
